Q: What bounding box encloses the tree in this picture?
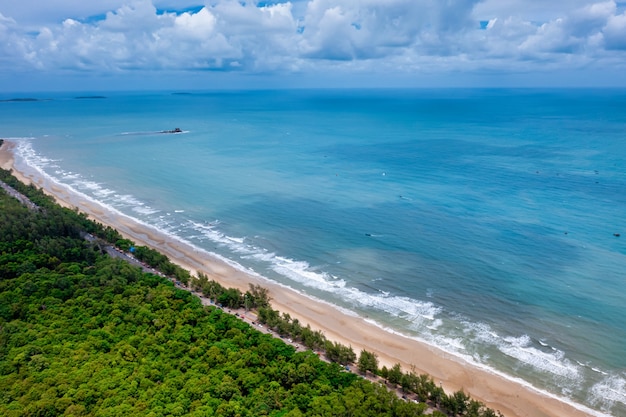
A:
[192,272,208,293]
[217,287,242,308]
[388,363,403,385]
[357,350,378,375]
[442,389,470,416]
[392,398,427,417]
[245,284,271,309]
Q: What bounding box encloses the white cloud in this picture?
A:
[0,0,625,87]
[173,8,217,40]
[0,12,40,71]
[512,1,619,59]
[299,0,481,60]
[603,11,626,49]
[473,0,601,22]
[100,1,167,33]
[300,3,366,60]
[0,0,126,27]
[567,1,616,36]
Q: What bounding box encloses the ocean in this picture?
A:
[1,89,625,416]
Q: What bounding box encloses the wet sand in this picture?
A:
[0,140,600,417]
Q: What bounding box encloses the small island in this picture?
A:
[161,127,183,133]
[0,98,47,102]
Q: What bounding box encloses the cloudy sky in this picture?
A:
[1,0,625,90]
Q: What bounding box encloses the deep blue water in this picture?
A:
[2,89,625,415]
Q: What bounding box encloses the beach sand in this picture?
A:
[0,140,598,417]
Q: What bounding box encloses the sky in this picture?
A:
[0,0,625,91]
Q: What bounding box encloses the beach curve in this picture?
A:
[0,139,606,417]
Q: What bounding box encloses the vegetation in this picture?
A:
[0,164,503,417]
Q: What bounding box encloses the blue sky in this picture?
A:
[1,0,625,91]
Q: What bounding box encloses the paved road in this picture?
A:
[0,178,162,276]
[0,179,39,211]
[82,232,163,275]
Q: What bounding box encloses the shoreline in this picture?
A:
[0,139,602,417]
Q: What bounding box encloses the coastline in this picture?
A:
[0,140,601,417]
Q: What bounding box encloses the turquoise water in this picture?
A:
[2,89,625,415]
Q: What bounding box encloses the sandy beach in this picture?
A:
[0,139,599,417]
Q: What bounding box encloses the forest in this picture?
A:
[0,161,502,417]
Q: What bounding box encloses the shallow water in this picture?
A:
[2,89,625,415]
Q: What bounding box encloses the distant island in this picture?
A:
[74,95,107,99]
[0,97,51,102]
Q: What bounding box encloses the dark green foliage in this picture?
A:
[218,287,243,309]
[133,245,170,271]
[257,307,326,351]
[387,363,403,385]
[245,283,271,309]
[324,341,356,366]
[442,390,470,415]
[115,238,134,252]
[357,350,379,375]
